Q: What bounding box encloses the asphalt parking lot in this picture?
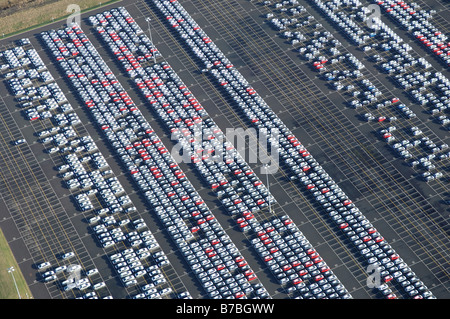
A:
[134,0,449,297]
[0,0,448,299]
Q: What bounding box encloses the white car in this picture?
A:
[85,268,98,276]
[89,216,101,224]
[77,282,91,291]
[117,219,130,226]
[44,274,57,282]
[124,279,137,287]
[37,261,51,269]
[160,287,172,296]
[42,270,55,277]
[61,252,75,260]
[84,291,97,299]
[54,265,67,273]
[93,282,106,290]
[102,241,115,248]
[14,138,26,145]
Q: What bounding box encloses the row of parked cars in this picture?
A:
[90,6,161,69]
[108,246,175,297]
[0,45,32,70]
[303,0,449,182]
[266,0,444,296]
[373,0,450,67]
[159,0,437,298]
[91,7,286,298]
[36,257,108,298]
[254,215,352,299]
[145,0,354,298]
[42,21,270,299]
[309,0,449,114]
[0,42,123,298]
[93,12,275,211]
[395,71,450,130]
[92,5,354,298]
[379,126,449,181]
[1,39,188,299]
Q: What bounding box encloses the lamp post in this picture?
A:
[264,164,272,215]
[146,17,157,64]
[7,267,21,299]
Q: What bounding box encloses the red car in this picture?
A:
[313,257,323,264]
[339,223,349,230]
[191,226,200,233]
[293,278,303,285]
[299,270,308,276]
[191,211,200,217]
[390,254,400,261]
[282,265,292,271]
[374,236,384,243]
[309,252,319,259]
[244,270,254,277]
[235,292,245,299]
[257,230,266,237]
[247,274,257,281]
[266,226,275,233]
[320,266,330,273]
[363,236,372,242]
[343,199,353,206]
[314,274,324,282]
[207,251,216,258]
[235,256,244,263]
[239,222,249,229]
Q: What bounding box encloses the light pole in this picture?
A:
[146,17,157,64]
[265,164,272,215]
[7,267,21,299]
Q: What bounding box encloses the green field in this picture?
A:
[0,228,33,299]
[0,0,120,38]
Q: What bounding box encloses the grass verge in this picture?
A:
[0,227,33,299]
[0,0,121,39]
